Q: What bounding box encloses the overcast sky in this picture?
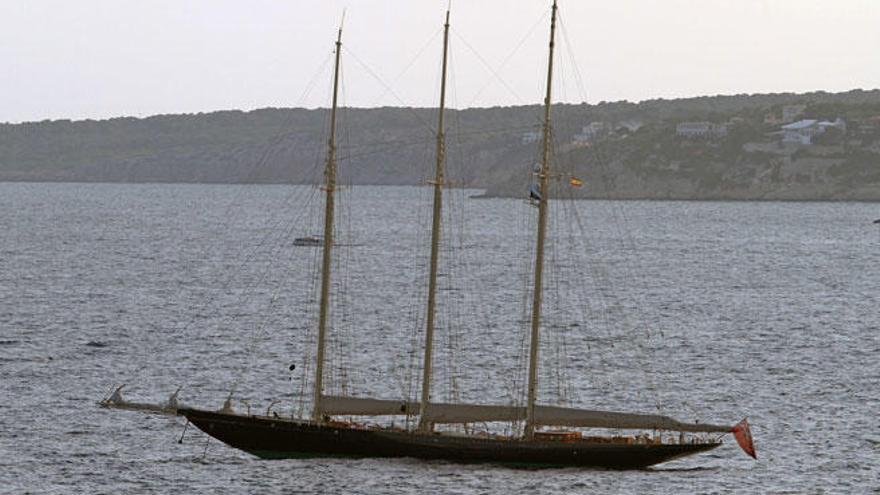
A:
[2,0,879,123]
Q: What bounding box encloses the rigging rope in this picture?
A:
[451,7,547,110]
[210,54,337,410]
[341,46,435,133]
[368,27,443,107]
[129,48,334,402]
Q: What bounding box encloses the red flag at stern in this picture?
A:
[732,418,757,459]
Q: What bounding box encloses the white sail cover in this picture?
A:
[321,395,419,416]
[533,405,731,432]
[320,395,731,432]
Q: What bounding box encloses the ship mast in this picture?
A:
[418,8,451,433]
[312,20,344,423]
[524,0,557,439]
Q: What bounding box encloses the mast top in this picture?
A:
[337,9,346,42]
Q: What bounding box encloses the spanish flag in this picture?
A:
[569,177,584,188]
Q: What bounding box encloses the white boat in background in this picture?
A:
[293,235,324,247]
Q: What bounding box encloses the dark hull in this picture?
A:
[178,408,720,469]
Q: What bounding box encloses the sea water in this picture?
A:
[0,183,877,494]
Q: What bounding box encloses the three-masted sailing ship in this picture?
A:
[104,2,756,468]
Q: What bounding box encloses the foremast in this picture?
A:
[418,9,451,433]
[524,0,557,440]
[313,21,343,423]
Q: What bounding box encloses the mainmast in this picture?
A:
[312,20,344,423]
[524,0,557,439]
[418,8,451,433]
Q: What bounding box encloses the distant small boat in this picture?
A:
[874,219,880,224]
[293,235,324,246]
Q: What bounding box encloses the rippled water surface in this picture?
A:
[1,183,877,494]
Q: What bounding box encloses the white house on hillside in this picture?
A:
[676,121,728,139]
[521,131,541,144]
[572,122,608,145]
[617,120,644,132]
[781,120,819,145]
[781,118,846,145]
[818,117,847,134]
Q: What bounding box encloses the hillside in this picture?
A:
[2,89,880,200]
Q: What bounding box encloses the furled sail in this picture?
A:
[321,395,419,416]
[424,402,524,423]
[532,406,731,432]
[320,395,730,432]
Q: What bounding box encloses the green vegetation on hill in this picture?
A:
[2,89,879,200]
[485,91,880,200]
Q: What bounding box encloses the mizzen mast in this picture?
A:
[418,8,451,433]
[524,0,557,440]
[312,20,344,423]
